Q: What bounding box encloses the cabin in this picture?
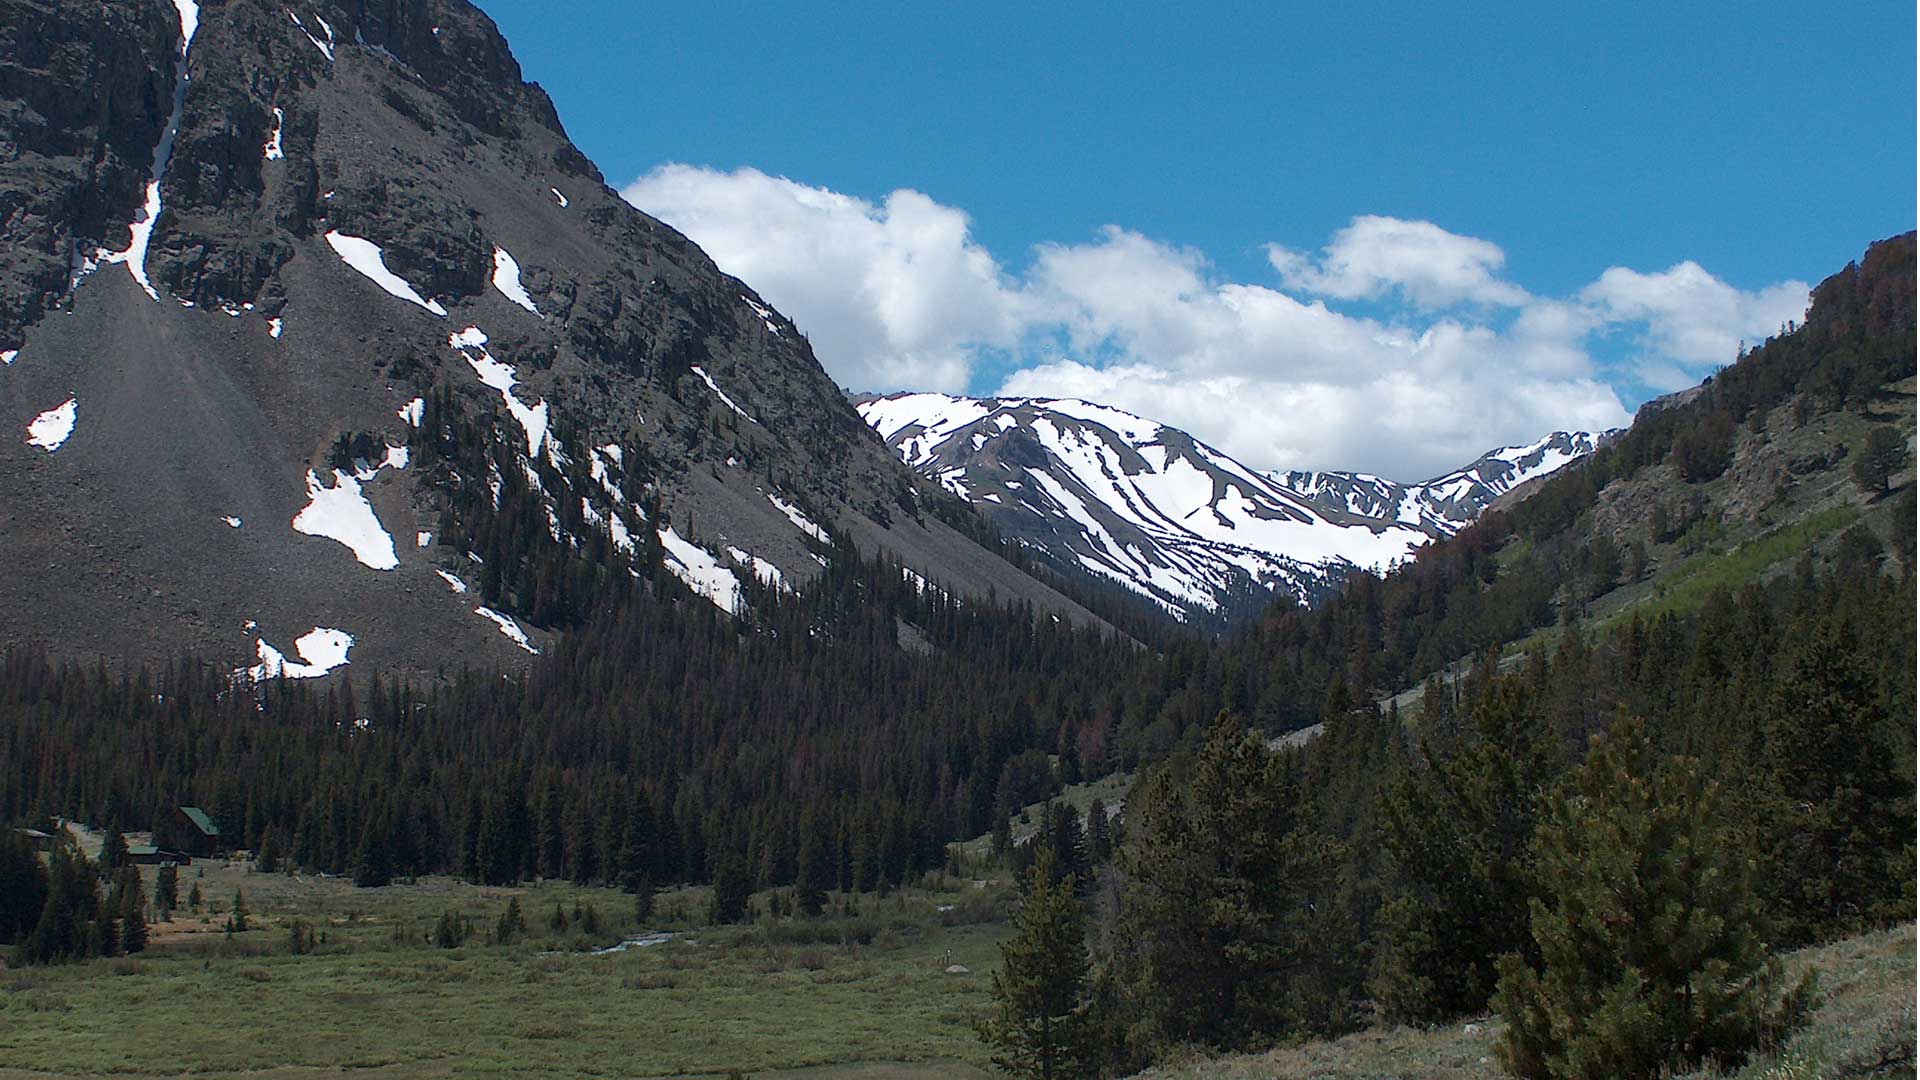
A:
[171,806,224,858]
[126,841,190,866]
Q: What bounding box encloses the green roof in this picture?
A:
[179,807,220,836]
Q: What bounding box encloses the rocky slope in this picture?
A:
[857,394,1606,624]
[0,0,1096,677]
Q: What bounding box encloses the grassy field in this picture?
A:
[1139,923,1915,1080]
[0,859,1012,1079]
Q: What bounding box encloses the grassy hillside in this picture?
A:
[1137,924,1915,1080]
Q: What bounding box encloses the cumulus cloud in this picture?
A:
[624,164,1028,392]
[1581,262,1812,388]
[621,167,1809,479]
[1268,215,1532,309]
[1003,229,1627,477]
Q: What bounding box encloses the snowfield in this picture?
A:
[26,398,77,451]
[325,231,448,316]
[491,246,542,315]
[292,469,399,570]
[241,626,352,681]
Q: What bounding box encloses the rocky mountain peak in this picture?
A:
[0,0,1097,676]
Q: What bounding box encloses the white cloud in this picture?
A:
[1268,215,1532,309]
[623,164,1027,392]
[620,167,1808,479]
[1582,261,1811,374]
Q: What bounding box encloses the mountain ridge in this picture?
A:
[856,391,1606,625]
[0,0,1101,676]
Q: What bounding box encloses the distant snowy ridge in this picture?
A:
[1269,430,1613,536]
[858,393,1433,621]
[858,393,1608,624]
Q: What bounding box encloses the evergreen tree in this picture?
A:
[491,897,526,944]
[708,852,752,925]
[98,829,127,870]
[0,830,48,944]
[154,862,179,915]
[1759,621,1910,942]
[1085,799,1112,865]
[22,843,101,964]
[977,848,1096,1079]
[1113,713,1344,1052]
[1494,718,1814,1080]
[795,817,833,917]
[633,876,656,924]
[1372,676,1552,1023]
[113,867,147,953]
[352,814,394,888]
[1850,424,1904,494]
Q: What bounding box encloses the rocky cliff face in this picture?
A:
[0,0,1095,676]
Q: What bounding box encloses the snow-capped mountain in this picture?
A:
[857,393,1440,622]
[857,394,1609,624]
[1271,431,1614,537]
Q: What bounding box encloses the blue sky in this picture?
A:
[481,1,1915,478]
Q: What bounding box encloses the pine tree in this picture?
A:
[1850,424,1904,494]
[352,814,394,888]
[154,862,179,915]
[1494,717,1814,1080]
[795,817,833,917]
[1759,620,1910,942]
[976,848,1096,1079]
[98,829,128,870]
[114,867,148,953]
[1113,712,1344,1051]
[1372,676,1552,1023]
[708,853,752,925]
[1085,799,1111,866]
[22,843,100,964]
[491,897,526,944]
[0,830,48,944]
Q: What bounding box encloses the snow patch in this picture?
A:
[221,516,242,528]
[398,397,424,426]
[26,398,76,451]
[0,350,16,365]
[475,606,538,653]
[550,187,568,207]
[740,295,781,335]
[324,232,448,316]
[490,247,542,315]
[263,107,285,160]
[658,526,743,614]
[287,9,334,60]
[434,568,469,593]
[292,469,398,570]
[242,627,352,681]
[267,316,284,339]
[96,0,197,301]
[690,365,756,423]
[767,493,829,543]
[726,546,790,592]
[448,328,548,456]
[416,531,433,548]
